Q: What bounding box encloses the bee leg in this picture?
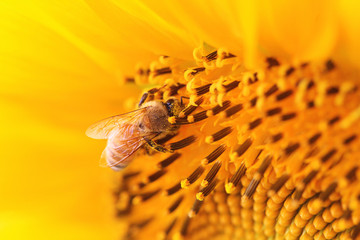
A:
[144,139,174,153]
[138,92,149,107]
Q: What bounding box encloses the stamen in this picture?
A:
[244,156,272,198]
[201,161,222,187]
[205,50,218,61]
[223,104,243,118]
[208,100,231,116]
[285,67,295,77]
[266,107,282,116]
[205,127,233,144]
[202,145,227,165]
[145,169,166,183]
[133,189,160,204]
[293,170,318,200]
[343,134,357,145]
[223,80,240,93]
[250,97,257,107]
[276,90,294,101]
[346,167,358,182]
[181,166,205,188]
[271,133,283,142]
[195,83,211,96]
[168,195,184,213]
[189,199,204,218]
[226,163,246,194]
[180,216,191,236]
[265,84,279,97]
[326,86,339,95]
[196,179,219,201]
[125,77,135,83]
[157,153,181,169]
[155,133,178,145]
[249,118,262,130]
[153,67,172,77]
[165,183,182,196]
[325,60,336,72]
[170,136,196,150]
[308,133,322,145]
[326,116,340,127]
[165,218,177,236]
[169,84,186,96]
[268,174,290,197]
[319,182,337,201]
[179,97,204,117]
[281,112,297,121]
[321,148,337,162]
[123,171,140,180]
[266,57,280,69]
[307,101,315,108]
[284,142,300,156]
[233,138,253,159]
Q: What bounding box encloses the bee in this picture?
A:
[86,93,183,171]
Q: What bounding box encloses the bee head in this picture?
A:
[164,98,182,117]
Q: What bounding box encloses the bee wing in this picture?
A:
[99,131,159,171]
[86,108,148,139]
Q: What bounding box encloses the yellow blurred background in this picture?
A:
[0,1,142,239]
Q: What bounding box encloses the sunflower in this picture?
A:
[1,0,360,240]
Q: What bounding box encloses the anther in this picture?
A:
[346,167,358,182]
[157,153,181,169]
[266,107,282,116]
[266,57,280,69]
[196,179,219,201]
[223,80,240,93]
[195,83,212,96]
[206,127,233,143]
[328,116,340,126]
[343,134,357,145]
[165,218,177,236]
[307,101,315,108]
[265,84,279,97]
[325,60,336,72]
[250,97,258,107]
[179,97,204,117]
[156,133,178,145]
[281,112,297,121]
[268,174,290,197]
[153,67,172,77]
[326,86,339,95]
[272,133,283,142]
[202,145,227,165]
[189,199,204,218]
[170,136,196,150]
[189,67,205,76]
[209,100,231,116]
[249,118,262,130]
[181,166,205,188]
[319,183,337,201]
[293,170,318,200]
[321,148,337,162]
[223,104,243,118]
[180,216,191,236]
[201,161,222,187]
[146,169,166,183]
[284,142,300,156]
[204,50,218,61]
[244,156,272,198]
[226,163,246,194]
[285,67,295,77]
[166,183,182,196]
[168,196,184,213]
[308,133,322,145]
[276,89,294,101]
[233,138,252,159]
[169,84,186,96]
[133,189,160,204]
